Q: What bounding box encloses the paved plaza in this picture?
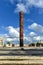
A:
[0,47,43,65]
[0,47,43,56]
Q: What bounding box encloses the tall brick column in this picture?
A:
[20,11,24,47]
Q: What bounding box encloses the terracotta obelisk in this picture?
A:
[20,11,24,47]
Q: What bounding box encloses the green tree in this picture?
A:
[36,42,40,46]
[7,41,11,46]
[31,43,35,46]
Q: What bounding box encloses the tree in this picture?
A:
[7,41,11,46]
[31,43,35,46]
[36,42,40,46]
[29,43,35,47]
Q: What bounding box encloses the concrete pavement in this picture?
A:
[0,47,43,56]
[0,47,43,64]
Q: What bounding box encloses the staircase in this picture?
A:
[0,47,43,65]
[0,56,43,65]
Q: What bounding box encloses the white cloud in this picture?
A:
[6,0,29,13]
[33,36,43,42]
[6,26,33,43]
[28,0,43,8]
[24,36,32,42]
[15,3,28,13]
[29,23,43,33]
[33,36,41,41]
[24,34,43,43]
[6,38,13,41]
[9,0,43,8]
[0,34,9,38]
[26,19,34,22]
[29,32,37,36]
[5,0,43,13]
[7,26,19,38]
[4,26,19,43]
[6,25,43,43]
[16,27,19,32]
[6,38,19,42]
[1,25,43,43]
[28,23,43,42]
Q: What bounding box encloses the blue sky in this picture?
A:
[0,0,43,44]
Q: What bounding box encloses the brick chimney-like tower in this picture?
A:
[20,11,24,47]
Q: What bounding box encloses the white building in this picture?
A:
[0,38,4,47]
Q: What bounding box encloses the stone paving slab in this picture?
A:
[0,56,43,60]
[0,56,43,64]
[0,60,29,64]
[0,48,43,64]
[0,60,43,64]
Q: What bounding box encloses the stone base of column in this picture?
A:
[20,39,23,47]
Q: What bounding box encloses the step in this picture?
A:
[0,60,29,64]
[0,60,43,64]
[0,56,43,60]
[0,56,43,64]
